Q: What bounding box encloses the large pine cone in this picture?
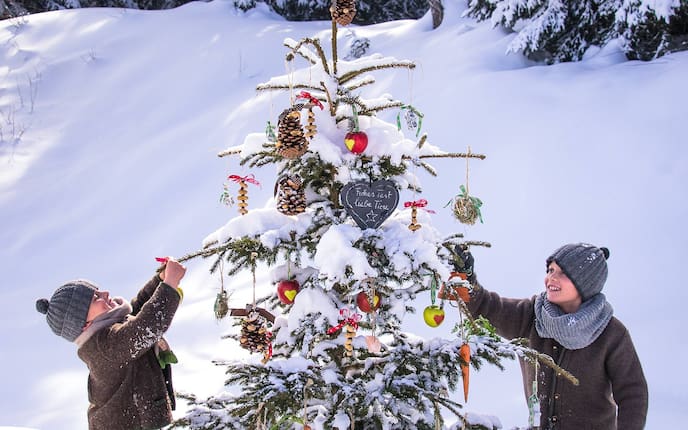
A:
[330,0,356,26]
[276,109,308,159]
[276,175,306,216]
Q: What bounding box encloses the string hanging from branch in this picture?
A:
[228,252,275,363]
[449,146,484,225]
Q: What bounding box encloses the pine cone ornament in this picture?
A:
[276,108,308,159]
[330,0,356,26]
[239,312,270,354]
[275,175,306,215]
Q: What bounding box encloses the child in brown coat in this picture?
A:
[460,243,648,429]
[36,257,186,430]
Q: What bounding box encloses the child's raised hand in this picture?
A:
[159,257,186,288]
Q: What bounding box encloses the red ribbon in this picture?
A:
[404,199,436,213]
[266,331,273,360]
[228,174,261,187]
[327,308,361,334]
[296,91,324,110]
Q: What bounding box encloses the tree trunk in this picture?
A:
[428,0,443,29]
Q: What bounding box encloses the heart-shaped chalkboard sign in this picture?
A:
[340,180,400,230]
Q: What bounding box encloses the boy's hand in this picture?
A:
[159,257,186,288]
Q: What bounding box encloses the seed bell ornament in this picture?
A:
[450,146,484,225]
[295,91,324,140]
[452,184,483,225]
[404,198,434,231]
[327,308,361,358]
[224,174,260,215]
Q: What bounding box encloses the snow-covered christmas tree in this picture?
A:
[173,3,575,429]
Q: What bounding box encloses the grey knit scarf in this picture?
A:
[74,297,133,348]
[534,292,613,350]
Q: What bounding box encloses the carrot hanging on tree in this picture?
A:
[459,342,470,402]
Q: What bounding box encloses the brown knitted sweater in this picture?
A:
[77,276,181,430]
[468,286,648,429]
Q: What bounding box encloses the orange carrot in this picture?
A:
[459,343,470,402]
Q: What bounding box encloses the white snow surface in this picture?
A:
[1,0,687,428]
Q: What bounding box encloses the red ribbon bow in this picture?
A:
[327,308,362,334]
[404,199,436,213]
[228,174,261,187]
[296,91,324,110]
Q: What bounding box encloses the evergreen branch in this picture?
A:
[177,241,220,263]
[338,61,416,85]
[522,349,580,386]
[256,82,323,93]
[285,37,331,76]
[342,76,376,92]
[417,134,427,149]
[410,152,487,160]
[464,240,492,248]
[331,18,338,76]
[217,147,241,158]
[411,159,437,177]
[320,81,336,116]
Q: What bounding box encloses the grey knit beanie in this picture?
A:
[546,243,610,301]
[36,280,97,342]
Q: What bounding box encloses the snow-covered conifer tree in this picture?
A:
[466,0,620,63]
[173,2,575,429]
[617,0,688,61]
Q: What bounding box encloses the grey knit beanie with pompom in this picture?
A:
[546,243,610,302]
[36,280,97,342]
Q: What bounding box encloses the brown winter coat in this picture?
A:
[77,275,181,430]
[468,286,648,430]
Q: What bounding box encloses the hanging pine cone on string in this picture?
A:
[330,0,356,26]
[276,107,308,159]
[275,175,306,215]
[239,310,271,355]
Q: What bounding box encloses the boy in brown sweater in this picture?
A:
[36,257,186,430]
[461,243,648,429]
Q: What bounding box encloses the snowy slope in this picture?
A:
[1,0,687,428]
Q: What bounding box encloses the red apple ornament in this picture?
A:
[423,305,445,327]
[345,131,368,154]
[356,291,381,313]
[277,279,300,304]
